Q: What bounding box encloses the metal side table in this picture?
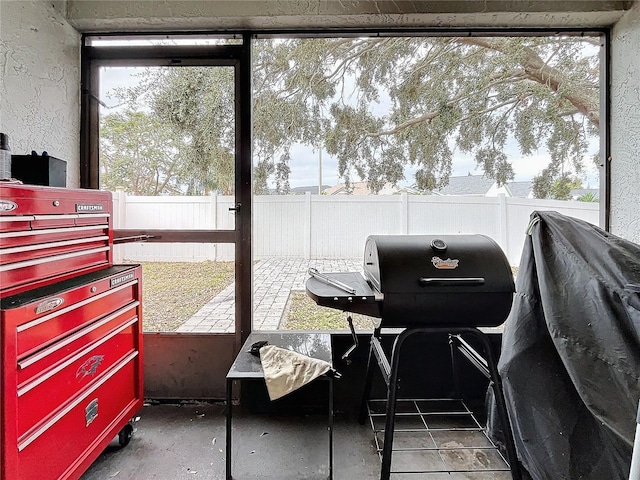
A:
[226,332,334,480]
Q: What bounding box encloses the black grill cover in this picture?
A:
[491,211,640,480]
[364,234,514,327]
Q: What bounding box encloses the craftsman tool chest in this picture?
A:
[1,183,143,480]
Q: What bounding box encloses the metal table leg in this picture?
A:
[328,376,334,480]
[226,378,233,480]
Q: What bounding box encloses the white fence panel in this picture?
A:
[113,193,236,262]
[111,191,599,266]
[407,196,501,237]
[311,196,404,258]
[254,195,308,258]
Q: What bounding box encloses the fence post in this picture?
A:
[498,193,508,257]
[401,192,408,234]
[210,192,218,261]
[114,187,126,264]
[304,191,312,259]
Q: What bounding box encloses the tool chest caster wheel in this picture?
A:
[118,423,134,447]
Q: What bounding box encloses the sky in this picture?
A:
[286,143,600,190]
[100,65,601,191]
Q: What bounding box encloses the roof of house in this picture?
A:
[323,182,399,195]
[322,176,536,197]
[433,175,496,196]
[290,185,331,194]
[506,181,533,198]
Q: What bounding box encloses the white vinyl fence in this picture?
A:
[112,190,599,266]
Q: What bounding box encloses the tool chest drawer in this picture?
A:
[0,184,113,296]
[1,264,143,480]
[9,268,140,359]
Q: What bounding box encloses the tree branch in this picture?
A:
[365,112,438,138]
[455,37,600,127]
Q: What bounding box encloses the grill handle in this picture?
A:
[418,277,485,287]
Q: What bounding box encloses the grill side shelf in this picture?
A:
[305,272,382,319]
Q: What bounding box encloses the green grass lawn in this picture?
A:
[141,261,234,332]
[282,292,378,330]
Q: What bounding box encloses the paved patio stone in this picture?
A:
[176,258,362,332]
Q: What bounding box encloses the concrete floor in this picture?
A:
[81,402,514,480]
[81,403,381,480]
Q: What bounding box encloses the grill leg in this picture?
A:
[380,329,412,480]
[449,334,462,399]
[358,330,379,425]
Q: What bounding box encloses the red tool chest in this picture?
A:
[0,183,113,297]
[0,184,143,480]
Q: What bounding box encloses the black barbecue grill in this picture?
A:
[307,234,514,327]
[306,234,522,480]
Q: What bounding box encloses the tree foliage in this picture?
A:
[100,110,187,195]
[577,191,599,202]
[100,35,600,198]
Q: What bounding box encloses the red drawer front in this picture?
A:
[1,248,112,296]
[0,215,32,233]
[29,214,77,229]
[0,224,108,249]
[14,275,139,359]
[1,236,109,264]
[0,213,110,233]
[16,305,139,436]
[0,184,112,218]
[17,354,141,480]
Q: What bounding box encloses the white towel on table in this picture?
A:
[259,345,331,401]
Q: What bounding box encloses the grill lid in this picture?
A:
[364,234,513,294]
[363,234,515,327]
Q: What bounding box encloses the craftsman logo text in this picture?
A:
[110,272,135,287]
[76,203,104,212]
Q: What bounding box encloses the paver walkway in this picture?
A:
[176,258,362,333]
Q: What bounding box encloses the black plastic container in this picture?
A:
[0,133,11,180]
[11,150,66,187]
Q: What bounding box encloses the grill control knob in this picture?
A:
[430,238,447,251]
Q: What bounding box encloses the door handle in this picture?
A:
[229,202,241,213]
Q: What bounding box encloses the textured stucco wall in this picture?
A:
[611,2,640,243]
[0,0,81,187]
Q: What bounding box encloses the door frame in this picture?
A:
[80,35,253,397]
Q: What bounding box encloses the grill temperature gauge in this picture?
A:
[430,238,448,251]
